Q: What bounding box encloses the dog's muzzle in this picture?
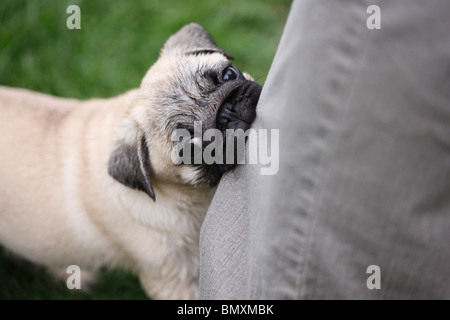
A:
[216,81,262,132]
[177,81,262,185]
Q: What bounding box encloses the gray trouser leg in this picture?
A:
[200,0,450,299]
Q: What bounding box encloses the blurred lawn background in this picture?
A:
[0,0,291,299]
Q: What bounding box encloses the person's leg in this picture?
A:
[199,165,250,299]
[200,0,450,299]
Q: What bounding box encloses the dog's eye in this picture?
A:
[221,66,238,82]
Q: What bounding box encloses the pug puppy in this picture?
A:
[0,23,261,299]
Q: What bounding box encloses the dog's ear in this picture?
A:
[108,132,155,201]
[162,23,233,59]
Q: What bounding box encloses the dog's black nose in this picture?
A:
[216,81,262,132]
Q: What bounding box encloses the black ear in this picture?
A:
[108,133,156,201]
[162,23,233,59]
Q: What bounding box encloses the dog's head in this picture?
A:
[108,23,262,200]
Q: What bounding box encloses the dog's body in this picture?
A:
[0,86,213,299]
[0,24,261,299]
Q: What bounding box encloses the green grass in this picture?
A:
[0,248,148,299]
[0,0,291,299]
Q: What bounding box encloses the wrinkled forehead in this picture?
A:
[184,52,230,66]
[168,52,231,79]
[143,52,230,83]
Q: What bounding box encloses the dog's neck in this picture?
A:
[106,178,215,237]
